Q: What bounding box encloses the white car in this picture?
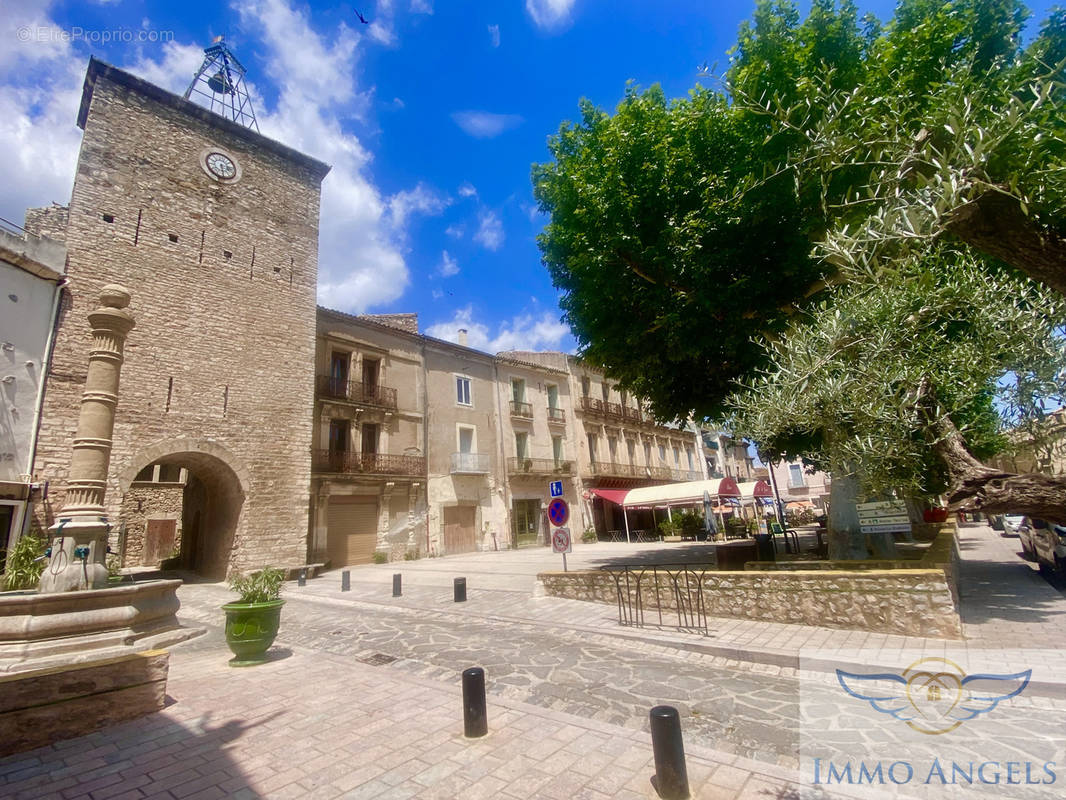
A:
[1002,514,1028,536]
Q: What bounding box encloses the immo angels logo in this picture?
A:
[837,657,1031,735]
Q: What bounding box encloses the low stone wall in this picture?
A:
[537,528,963,639]
[0,649,168,756]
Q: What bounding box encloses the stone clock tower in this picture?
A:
[32,56,330,577]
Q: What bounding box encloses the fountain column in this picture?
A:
[39,285,135,593]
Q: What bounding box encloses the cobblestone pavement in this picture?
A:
[176,584,807,769]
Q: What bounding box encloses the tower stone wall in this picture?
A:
[32,59,329,575]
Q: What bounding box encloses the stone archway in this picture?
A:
[117,439,250,579]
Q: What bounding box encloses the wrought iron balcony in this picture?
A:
[509,400,533,418]
[579,396,604,415]
[602,401,624,420]
[317,375,398,410]
[508,457,573,476]
[547,406,566,424]
[621,406,643,423]
[451,452,490,474]
[589,461,638,478]
[312,449,425,476]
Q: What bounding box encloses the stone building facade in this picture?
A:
[309,310,427,565]
[29,58,329,577]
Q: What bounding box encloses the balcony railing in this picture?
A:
[451,452,490,474]
[547,406,566,424]
[579,396,604,415]
[317,375,398,410]
[603,401,624,420]
[508,457,574,476]
[621,406,643,423]
[312,449,425,475]
[509,400,533,418]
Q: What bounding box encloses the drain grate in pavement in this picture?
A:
[357,652,399,666]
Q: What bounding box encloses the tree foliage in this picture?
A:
[532,87,824,422]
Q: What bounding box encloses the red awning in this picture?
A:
[588,488,629,506]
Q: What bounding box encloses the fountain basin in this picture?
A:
[0,579,194,672]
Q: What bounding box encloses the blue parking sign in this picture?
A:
[549,480,563,498]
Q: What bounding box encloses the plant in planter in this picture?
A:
[222,566,284,667]
[1,534,47,591]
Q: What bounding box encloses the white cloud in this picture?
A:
[451,110,523,138]
[525,0,577,30]
[488,24,500,48]
[390,96,405,109]
[386,183,450,231]
[437,250,459,277]
[444,224,464,238]
[457,182,477,198]
[431,288,444,300]
[366,0,396,45]
[474,210,504,251]
[426,306,571,353]
[411,0,433,13]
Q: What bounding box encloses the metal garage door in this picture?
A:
[443,505,477,554]
[327,497,379,566]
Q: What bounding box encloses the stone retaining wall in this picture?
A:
[537,529,963,639]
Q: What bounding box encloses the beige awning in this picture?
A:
[622,478,740,508]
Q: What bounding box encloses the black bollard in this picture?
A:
[393,573,402,597]
[650,705,690,799]
[341,570,350,592]
[462,667,487,738]
[298,568,307,587]
[454,576,467,603]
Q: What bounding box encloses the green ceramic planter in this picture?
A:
[222,599,284,667]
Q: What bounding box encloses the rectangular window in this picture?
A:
[552,436,564,464]
[456,376,472,406]
[601,383,610,402]
[511,378,525,403]
[458,426,475,454]
[587,433,598,460]
[658,444,666,462]
[627,440,636,464]
[361,423,378,455]
[789,464,806,488]
[362,358,379,389]
[546,384,559,410]
[673,446,680,466]
[330,352,349,391]
[686,447,694,470]
[608,436,618,462]
[515,432,528,460]
[643,442,652,465]
[329,419,350,453]
[581,376,590,397]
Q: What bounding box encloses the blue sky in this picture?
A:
[2,0,1060,354]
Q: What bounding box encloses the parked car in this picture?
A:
[1002,514,1028,536]
[1019,518,1066,574]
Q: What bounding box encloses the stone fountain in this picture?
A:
[0,286,194,673]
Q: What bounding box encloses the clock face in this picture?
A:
[205,152,237,180]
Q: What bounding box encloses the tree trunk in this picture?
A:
[827,469,868,559]
[946,192,1066,297]
[931,403,1066,521]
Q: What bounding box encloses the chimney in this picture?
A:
[457,328,468,346]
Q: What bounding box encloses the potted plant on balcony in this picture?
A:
[222,566,284,667]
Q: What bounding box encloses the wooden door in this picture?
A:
[443,505,477,554]
[144,519,177,566]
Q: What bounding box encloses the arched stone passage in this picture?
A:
[117,439,250,579]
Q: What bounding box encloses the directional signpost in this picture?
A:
[857,500,911,557]
[547,492,571,571]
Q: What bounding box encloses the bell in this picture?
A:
[207,70,235,95]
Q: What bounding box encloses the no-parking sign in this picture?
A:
[547,498,570,527]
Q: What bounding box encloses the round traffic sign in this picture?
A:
[548,498,569,527]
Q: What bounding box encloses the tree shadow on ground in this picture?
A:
[0,703,284,800]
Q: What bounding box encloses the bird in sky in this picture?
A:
[355,10,369,24]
